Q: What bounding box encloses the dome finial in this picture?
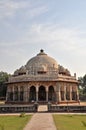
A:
[37,49,47,55]
[40,49,44,53]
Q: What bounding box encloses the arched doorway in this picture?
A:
[48,86,55,101]
[38,86,46,101]
[29,86,36,102]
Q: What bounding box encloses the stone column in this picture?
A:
[56,85,61,103]
[13,86,15,101]
[36,87,39,102]
[28,86,30,102]
[69,86,72,101]
[26,86,28,102]
[6,92,8,101]
[76,89,79,101]
[6,87,9,101]
[64,86,66,101]
[24,86,28,102]
[46,87,48,102]
[18,86,20,102]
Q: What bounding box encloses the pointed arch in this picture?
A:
[29,86,36,102]
[38,86,46,101]
[48,86,55,101]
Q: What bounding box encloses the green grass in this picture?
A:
[0,115,32,130]
[53,115,86,130]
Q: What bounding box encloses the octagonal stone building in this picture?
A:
[6,50,79,104]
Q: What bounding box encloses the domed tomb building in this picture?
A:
[6,50,79,104]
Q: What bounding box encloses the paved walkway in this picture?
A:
[38,105,48,112]
[23,113,56,130]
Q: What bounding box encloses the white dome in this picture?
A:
[26,50,58,75]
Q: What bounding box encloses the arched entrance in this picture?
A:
[29,86,36,102]
[48,86,55,101]
[38,86,46,101]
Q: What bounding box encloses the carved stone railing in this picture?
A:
[0,104,38,113]
[8,75,58,83]
[8,74,77,83]
[48,103,86,112]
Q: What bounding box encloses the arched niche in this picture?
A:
[38,86,46,101]
[48,86,55,101]
[29,86,36,102]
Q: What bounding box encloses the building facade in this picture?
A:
[6,50,79,104]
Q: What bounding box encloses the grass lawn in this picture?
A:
[0,115,32,130]
[53,114,86,130]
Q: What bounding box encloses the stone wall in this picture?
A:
[0,104,38,113]
[48,103,86,112]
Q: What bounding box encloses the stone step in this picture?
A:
[38,105,48,112]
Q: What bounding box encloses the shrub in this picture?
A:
[19,112,26,117]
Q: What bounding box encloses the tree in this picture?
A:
[78,74,86,101]
[0,71,10,99]
[78,74,86,93]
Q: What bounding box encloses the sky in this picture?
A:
[0,0,86,77]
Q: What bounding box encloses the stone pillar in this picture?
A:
[64,86,66,101]
[56,85,61,103]
[6,87,9,101]
[18,86,20,101]
[76,89,79,101]
[46,87,48,102]
[13,86,15,101]
[36,92,38,102]
[24,86,28,102]
[46,92,48,102]
[36,87,39,102]
[69,86,72,101]
[6,92,8,101]
[28,86,30,102]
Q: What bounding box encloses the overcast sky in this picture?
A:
[0,0,86,77]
